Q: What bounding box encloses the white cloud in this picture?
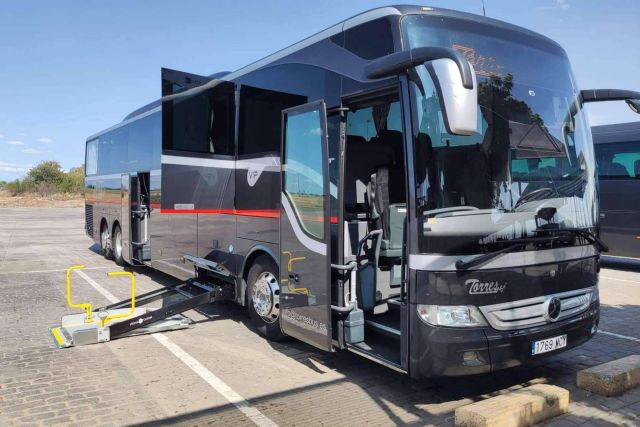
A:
[554,0,569,10]
[21,148,45,154]
[6,140,24,145]
[0,161,31,174]
[38,137,54,144]
[0,134,4,139]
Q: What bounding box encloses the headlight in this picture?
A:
[591,287,599,303]
[417,305,487,327]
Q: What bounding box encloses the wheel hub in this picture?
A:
[252,272,280,322]
[114,231,122,258]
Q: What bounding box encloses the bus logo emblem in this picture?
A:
[466,279,506,295]
[247,166,264,187]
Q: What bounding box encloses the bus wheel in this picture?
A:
[112,224,125,266]
[100,222,113,260]
[247,256,285,341]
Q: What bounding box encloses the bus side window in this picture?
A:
[164,86,235,156]
[595,141,640,179]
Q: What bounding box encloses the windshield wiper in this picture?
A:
[534,228,609,252]
[455,236,559,271]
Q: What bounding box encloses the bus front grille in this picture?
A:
[85,204,94,238]
[479,286,595,331]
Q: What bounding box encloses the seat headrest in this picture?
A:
[346,134,367,146]
[610,162,629,177]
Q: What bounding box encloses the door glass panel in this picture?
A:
[284,108,325,240]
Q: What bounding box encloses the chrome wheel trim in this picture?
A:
[114,229,122,259]
[100,227,109,251]
[251,272,280,323]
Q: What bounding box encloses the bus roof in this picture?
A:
[592,122,640,144]
[90,4,564,140]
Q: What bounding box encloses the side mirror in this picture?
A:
[425,58,478,135]
[626,99,640,114]
[364,47,478,136]
[580,89,640,115]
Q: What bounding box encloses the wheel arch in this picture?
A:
[240,245,280,307]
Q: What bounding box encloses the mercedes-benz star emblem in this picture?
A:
[543,297,562,322]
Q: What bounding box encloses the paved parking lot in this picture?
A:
[1,207,639,426]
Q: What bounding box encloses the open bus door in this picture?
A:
[158,67,236,279]
[279,101,332,351]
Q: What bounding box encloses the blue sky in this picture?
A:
[0,0,638,181]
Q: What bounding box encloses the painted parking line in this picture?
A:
[74,269,278,427]
[0,265,115,275]
[598,330,640,344]
[599,275,640,285]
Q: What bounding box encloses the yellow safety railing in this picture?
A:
[281,251,310,295]
[100,271,136,327]
[66,265,93,323]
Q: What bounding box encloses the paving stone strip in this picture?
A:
[577,355,640,396]
[455,384,569,427]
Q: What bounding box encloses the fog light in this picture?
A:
[462,351,485,366]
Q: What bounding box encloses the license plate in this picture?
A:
[531,334,567,355]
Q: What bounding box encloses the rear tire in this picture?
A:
[247,256,285,341]
[112,224,125,266]
[100,222,114,260]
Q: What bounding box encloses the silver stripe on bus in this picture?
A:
[161,155,235,169]
[281,193,327,256]
[409,245,598,271]
[85,173,123,181]
[162,155,284,172]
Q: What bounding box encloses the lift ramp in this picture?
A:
[50,265,233,348]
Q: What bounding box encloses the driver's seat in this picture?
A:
[367,166,406,259]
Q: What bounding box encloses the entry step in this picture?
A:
[577,354,640,396]
[454,384,569,427]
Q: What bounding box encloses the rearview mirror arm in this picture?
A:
[364,46,474,89]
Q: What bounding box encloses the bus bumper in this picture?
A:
[409,302,600,378]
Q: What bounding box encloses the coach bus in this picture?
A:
[84,5,640,378]
[593,122,640,261]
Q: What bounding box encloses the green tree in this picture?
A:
[58,165,85,193]
[26,161,64,184]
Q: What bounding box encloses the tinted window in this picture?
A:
[595,141,640,178]
[86,139,98,175]
[163,85,235,156]
[343,18,394,60]
[283,107,325,240]
[238,86,306,155]
[128,112,161,172]
[97,127,127,175]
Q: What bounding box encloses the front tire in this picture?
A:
[112,224,125,266]
[247,256,285,341]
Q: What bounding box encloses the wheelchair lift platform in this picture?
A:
[50,265,231,348]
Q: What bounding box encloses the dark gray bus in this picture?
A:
[84,5,640,378]
[593,121,640,260]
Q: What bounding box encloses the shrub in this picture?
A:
[2,162,84,196]
[26,161,64,185]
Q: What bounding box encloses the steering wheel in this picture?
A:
[514,187,558,209]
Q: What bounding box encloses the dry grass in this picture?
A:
[0,190,84,208]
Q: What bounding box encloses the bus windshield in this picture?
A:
[403,15,598,255]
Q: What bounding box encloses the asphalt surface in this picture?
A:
[1,207,639,426]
